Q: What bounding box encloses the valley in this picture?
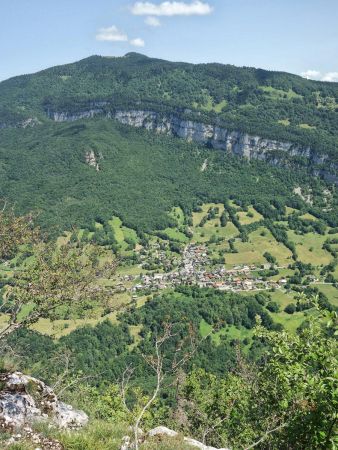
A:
[2,199,336,341]
[0,51,337,450]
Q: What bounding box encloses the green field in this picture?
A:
[287,230,332,265]
[312,283,338,308]
[2,201,338,345]
[200,319,252,345]
[224,227,292,267]
[160,228,189,242]
[237,207,263,225]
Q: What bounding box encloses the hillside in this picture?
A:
[1,53,338,160]
[2,117,334,234]
[0,54,338,449]
[0,53,338,233]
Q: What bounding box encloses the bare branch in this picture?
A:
[244,422,287,450]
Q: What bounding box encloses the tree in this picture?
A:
[181,299,338,449]
[0,211,117,339]
[0,204,39,262]
[284,303,296,314]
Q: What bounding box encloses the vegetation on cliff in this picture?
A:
[1,53,338,158]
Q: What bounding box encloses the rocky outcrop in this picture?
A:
[121,426,230,450]
[0,371,88,431]
[47,107,338,182]
[0,117,41,130]
[51,108,105,122]
[113,110,316,160]
[85,149,101,171]
[48,102,109,123]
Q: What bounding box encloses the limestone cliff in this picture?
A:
[47,108,338,183]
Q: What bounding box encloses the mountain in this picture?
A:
[1,52,337,155]
[0,53,337,232]
[1,54,338,449]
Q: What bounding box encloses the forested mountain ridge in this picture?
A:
[1,52,338,166]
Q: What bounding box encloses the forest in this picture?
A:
[0,118,336,235]
[0,53,338,157]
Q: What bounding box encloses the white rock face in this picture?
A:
[46,107,338,183]
[146,426,230,450]
[148,426,178,437]
[0,371,88,430]
[113,110,310,160]
[52,109,104,122]
[85,149,100,171]
[183,436,229,450]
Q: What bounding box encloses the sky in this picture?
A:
[0,0,338,82]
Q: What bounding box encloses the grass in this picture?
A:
[56,231,71,246]
[311,283,338,308]
[269,268,294,282]
[117,264,143,277]
[269,289,297,309]
[285,206,299,215]
[193,221,238,244]
[237,207,263,225]
[129,324,143,349]
[225,227,292,267]
[213,99,228,112]
[160,228,188,243]
[0,313,10,331]
[298,123,316,130]
[109,217,124,243]
[299,212,317,221]
[271,311,306,333]
[193,96,227,113]
[271,308,318,333]
[199,319,252,344]
[287,230,332,265]
[260,86,302,100]
[278,119,290,126]
[7,420,195,450]
[192,203,236,243]
[122,226,138,243]
[56,420,129,450]
[168,206,185,226]
[2,289,133,339]
[192,203,224,227]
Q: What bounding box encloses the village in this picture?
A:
[116,243,287,295]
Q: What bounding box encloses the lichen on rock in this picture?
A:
[0,371,88,431]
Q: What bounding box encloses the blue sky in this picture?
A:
[1,0,337,82]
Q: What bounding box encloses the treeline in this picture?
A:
[8,287,279,384]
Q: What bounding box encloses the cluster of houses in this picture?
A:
[139,241,181,272]
[127,244,284,293]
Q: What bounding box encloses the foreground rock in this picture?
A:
[122,426,230,450]
[0,371,88,431]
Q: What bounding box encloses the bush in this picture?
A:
[284,303,296,314]
[266,301,280,313]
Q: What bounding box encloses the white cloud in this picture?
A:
[321,72,338,82]
[130,37,145,47]
[131,1,213,16]
[300,69,338,82]
[145,16,161,26]
[96,26,145,48]
[96,25,128,42]
[300,70,321,80]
